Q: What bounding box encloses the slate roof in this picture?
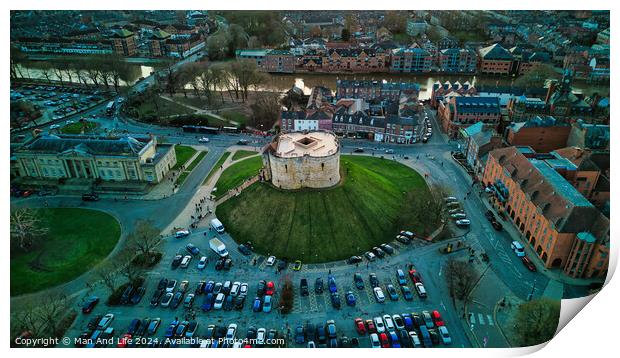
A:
[21,135,148,156]
[489,146,607,235]
[455,96,500,114]
[478,43,514,60]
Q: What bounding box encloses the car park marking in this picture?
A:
[487,314,494,326]
[477,313,486,325]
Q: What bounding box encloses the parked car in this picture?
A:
[180,255,192,268]
[373,287,385,303]
[130,287,146,305]
[380,244,394,254]
[396,269,407,285]
[365,251,376,261]
[315,278,324,294]
[431,310,445,326]
[386,284,399,301]
[185,243,200,256]
[82,296,99,313]
[401,286,414,301]
[262,295,273,312]
[300,279,309,296]
[354,318,366,335]
[354,273,364,289]
[213,293,225,310]
[197,256,208,270]
[171,255,183,269]
[415,282,428,298]
[81,193,99,201]
[456,219,471,226]
[238,244,252,255]
[293,260,303,271]
[522,256,537,271]
[330,292,341,309]
[160,292,174,307]
[438,326,452,345]
[266,256,276,266]
[165,280,177,293]
[369,273,379,288]
[370,333,381,348]
[345,291,356,306]
[347,256,363,264]
[328,275,337,293]
[150,289,164,306]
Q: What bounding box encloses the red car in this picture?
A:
[521,256,537,272]
[379,333,390,348]
[20,190,34,197]
[365,319,376,333]
[117,333,131,347]
[265,281,275,295]
[431,310,445,326]
[408,269,422,283]
[354,318,366,335]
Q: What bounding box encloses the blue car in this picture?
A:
[204,281,214,294]
[252,297,262,312]
[402,313,414,330]
[389,331,401,348]
[164,320,179,338]
[328,275,337,293]
[345,291,356,306]
[201,293,213,311]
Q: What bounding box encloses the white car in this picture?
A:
[382,314,395,331]
[226,323,237,340]
[198,137,209,143]
[230,282,241,296]
[197,256,207,270]
[214,293,225,309]
[451,213,467,219]
[180,255,192,268]
[256,328,266,345]
[409,331,422,348]
[175,230,190,238]
[444,196,458,203]
[97,313,114,330]
[266,256,276,266]
[370,333,381,348]
[415,282,428,298]
[456,219,471,226]
[392,314,405,330]
[438,326,452,345]
[50,124,61,130]
[239,283,248,296]
[373,287,385,303]
[373,317,386,333]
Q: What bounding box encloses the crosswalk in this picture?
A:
[469,311,494,326]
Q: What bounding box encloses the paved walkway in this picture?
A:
[159,95,241,127]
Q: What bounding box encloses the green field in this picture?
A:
[203,151,231,185]
[216,156,438,263]
[176,151,207,186]
[212,156,263,199]
[135,99,195,118]
[221,110,249,125]
[172,145,197,170]
[232,150,258,161]
[10,208,121,296]
[60,121,98,134]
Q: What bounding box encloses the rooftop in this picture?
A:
[271,131,339,158]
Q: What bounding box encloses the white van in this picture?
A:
[511,241,526,257]
[210,218,225,233]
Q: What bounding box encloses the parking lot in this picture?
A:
[67,226,468,348]
[10,83,114,131]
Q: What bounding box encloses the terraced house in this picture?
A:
[438,48,478,73]
[477,43,514,75]
[389,47,432,73]
[321,48,387,73]
[10,134,176,184]
[483,146,609,279]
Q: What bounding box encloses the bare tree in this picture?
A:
[10,208,49,251]
[444,258,478,310]
[126,219,162,257]
[36,290,69,337]
[94,261,120,294]
[117,251,142,283]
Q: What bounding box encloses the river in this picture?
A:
[15,63,608,100]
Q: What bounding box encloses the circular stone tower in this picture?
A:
[262,131,340,190]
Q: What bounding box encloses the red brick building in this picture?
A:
[477,43,514,75]
[483,146,609,279]
[505,116,571,153]
[111,28,136,56]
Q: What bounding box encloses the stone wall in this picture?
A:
[266,151,340,190]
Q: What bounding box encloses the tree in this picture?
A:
[384,11,407,33]
[341,28,351,42]
[227,23,249,56]
[94,261,120,294]
[10,208,49,251]
[279,276,294,314]
[444,258,478,309]
[126,219,162,257]
[250,92,281,129]
[11,290,69,341]
[513,298,561,346]
[207,31,231,61]
[229,59,261,102]
[10,45,28,80]
[36,290,69,337]
[514,63,560,88]
[309,26,322,38]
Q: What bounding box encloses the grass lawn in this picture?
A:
[216,156,438,263]
[10,208,121,296]
[221,110,249,125]
[212,156,263,199]
[136,99,195,118]
[203,151,231,185]
[232,150,258,161]
[176,151,207,186]
[60,121,98,134]
[172,145,197,170]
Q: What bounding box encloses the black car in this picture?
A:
[305,323,316,341]
[223,258,232,270]
[353,148,364,153]
[233,295,246,310]
[238,244,252,256]
[81,296,99,313]
[396,235,411,245]
[315,278,324,294]
[369,273,379,288]
[195,281,206,295]
[257,280,266,296]
[136,319,150,336]
[130,287,146,305]
[330,292,341,309]
[185,243,200,256]
[353,273,364,289]
[316,326,327,344]
[491,220,503,231]
[223,295,234,311]
[300,279,309,296]
[87,314,103,331]
[157,278,168,291]
[150,289,164,306]
[127,319,141,335]
[380,244,395,255]
[485,210,496,221]
[171,292,183,308]
[346,256,363,264]
[215,258,225,271]
[246,326,257,340]
[399,330,411,348]
[81,193,99,201]
[120,285,135,305]
[237,139,249,145]
[171,255,183,269]
[277,258,288,271]
[372,247,386,258]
